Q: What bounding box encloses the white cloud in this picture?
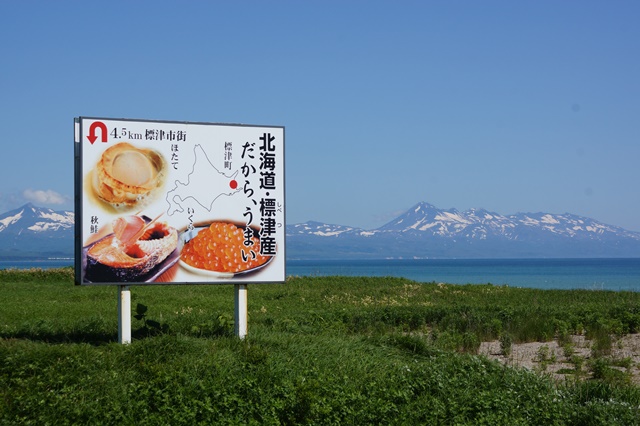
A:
[23,189,68,205]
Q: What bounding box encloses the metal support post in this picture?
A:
[118,285,131,344]
[234,284,248,339]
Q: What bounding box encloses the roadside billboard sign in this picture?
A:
[74,117,285,285]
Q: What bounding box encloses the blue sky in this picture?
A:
[1,1,639,231]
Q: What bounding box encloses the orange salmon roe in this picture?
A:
[181,222,270,273]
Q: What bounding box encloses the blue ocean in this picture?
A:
[287,258,640,292]
[3,258,640,292]
[0,259,73,270]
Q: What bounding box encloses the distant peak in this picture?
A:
[466,207,492,215]
[413,201,437,210]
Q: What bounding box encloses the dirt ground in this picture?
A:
[478,334,640,385]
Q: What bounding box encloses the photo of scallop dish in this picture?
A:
[89,142,166,210]
[83,213,179,282]
[180,222,273,278]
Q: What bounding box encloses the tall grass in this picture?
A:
[1,269,640,424]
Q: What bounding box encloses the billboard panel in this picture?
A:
[74,117,285,285]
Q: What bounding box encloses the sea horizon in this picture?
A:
[3,257,640,292]
[286,257,640,292]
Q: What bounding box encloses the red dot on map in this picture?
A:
[229,180,238,189]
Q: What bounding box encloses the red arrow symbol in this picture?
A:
[87,121,108,144]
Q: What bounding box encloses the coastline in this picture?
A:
[4,257,640,292]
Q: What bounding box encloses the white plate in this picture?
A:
[178,223,274,277]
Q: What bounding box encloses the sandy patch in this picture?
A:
[479,334,640,384]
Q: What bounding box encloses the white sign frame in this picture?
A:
[74,117,285,286]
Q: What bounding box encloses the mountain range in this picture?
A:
[1,202,640,260]
[287,202,640,259]
[0,203,74,259]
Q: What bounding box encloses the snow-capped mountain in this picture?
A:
[288,221,360,237]
[286,202,640,259]
[0,203,74,259]
[378,202,640,242]
[3,201,640,260]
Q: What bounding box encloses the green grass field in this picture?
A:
[1,268,640,425]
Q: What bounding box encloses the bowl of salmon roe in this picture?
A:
[179,222,272,276]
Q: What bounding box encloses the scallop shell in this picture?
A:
[92,142,166,207]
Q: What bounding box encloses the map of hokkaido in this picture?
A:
[166,144,240,215]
